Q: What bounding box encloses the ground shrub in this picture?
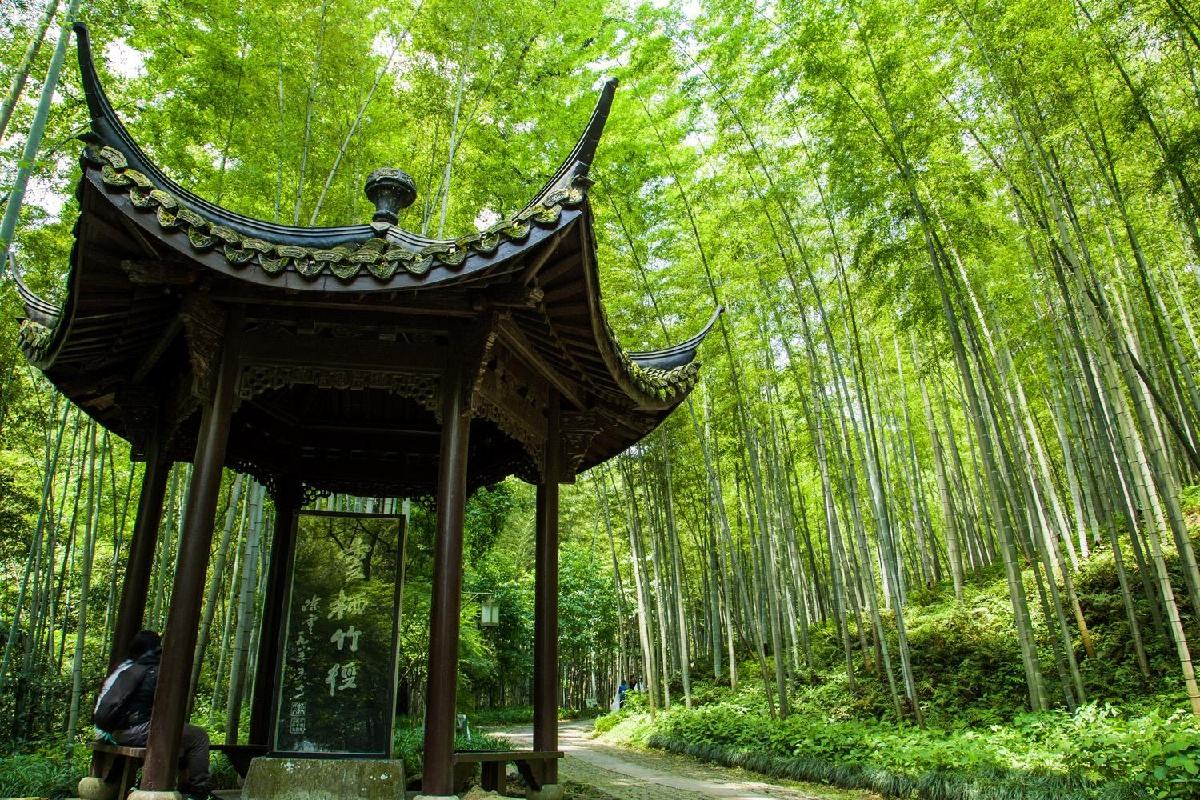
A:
[469,706,534,726]
[596,699,1200,799]
[392,721,510,779]
[0,746,88,799]
[589,532,1200,798]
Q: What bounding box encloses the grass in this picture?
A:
[0,749,86,800]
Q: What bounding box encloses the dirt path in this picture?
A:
[492,720,870,800]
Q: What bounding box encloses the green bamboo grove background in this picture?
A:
[4,0,1200,794]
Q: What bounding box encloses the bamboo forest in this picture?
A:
[5,0,1200,797]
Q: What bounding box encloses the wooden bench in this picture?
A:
[89,741,268,798]
[89,743,146,800]
[451,749,563,792]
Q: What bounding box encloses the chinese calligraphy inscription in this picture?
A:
[274,511,403,757]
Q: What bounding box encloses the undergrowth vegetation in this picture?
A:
[0,747,89,800]
[595,547,1200,800]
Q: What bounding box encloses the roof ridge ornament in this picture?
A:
[364,168,417,231]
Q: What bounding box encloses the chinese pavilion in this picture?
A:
[12,25,717,800]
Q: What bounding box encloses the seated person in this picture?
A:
[94,631,212,800]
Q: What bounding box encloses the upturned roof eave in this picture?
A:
[567,209,714,413]
[21,26,719,440]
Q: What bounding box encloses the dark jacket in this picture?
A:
[94,648,160,732]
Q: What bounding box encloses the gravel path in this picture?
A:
[492,720,870,800]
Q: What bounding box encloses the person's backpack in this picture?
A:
[93,659,153,732]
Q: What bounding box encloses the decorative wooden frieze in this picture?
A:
[163,370,200,451]
[467,325,502,411]
[237,363,440,414]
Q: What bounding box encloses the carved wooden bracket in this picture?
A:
[179,292,228,403]
[560,410,601,481]
[473,342,550,476]
[462,313,502,414]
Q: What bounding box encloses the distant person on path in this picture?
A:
[93,630,212,800]
[617,677,630,708]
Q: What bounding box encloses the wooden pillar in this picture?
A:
[107,441,171,672]
[533,392,561,786]
[248,480,300,746]
[139,310,241,793]
[421,359,471,797]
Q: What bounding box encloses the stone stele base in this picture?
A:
[76,776,119,800]
[126,790,183,800]
[525,783,563,800]
[241,757,405,800]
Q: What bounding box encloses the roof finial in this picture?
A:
[365,168,417,228]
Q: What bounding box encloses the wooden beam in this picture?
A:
[131,317,182,383]
[301,422,440,437]
[241,306,458,333]
[240,334,447,373]
[120,258,197,286]
[291,429,441,454]
[222,296,477,319]
[285,459,435,492]
[521,230,569,286]
[498,318,586,411]
[532,250,582,288]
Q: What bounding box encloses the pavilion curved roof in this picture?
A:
[12,25,719,493]
[69,21,599,289]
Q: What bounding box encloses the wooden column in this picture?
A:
[140,309,241,793]
[107,440,170,672]
[533,392,561,786]
[421,358,471,797]
[248,480,300,746]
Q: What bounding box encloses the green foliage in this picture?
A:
[465,706,535,726]
[558,546,620,681]
[598,699,1200,799]
[595,553,1200,798]
[392,722,510,780]
[0,746,89,800]
[0,450,40,565]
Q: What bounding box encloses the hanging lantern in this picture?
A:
[480,596,500,627]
